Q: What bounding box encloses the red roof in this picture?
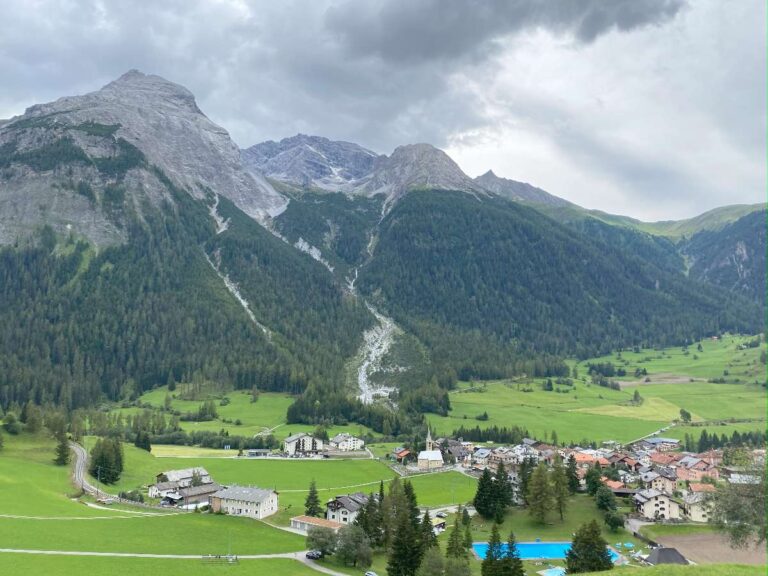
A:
[689,483,716,493]
[291,515,344,529]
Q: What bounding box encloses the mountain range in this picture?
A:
[0,71,763,429]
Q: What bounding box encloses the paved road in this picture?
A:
[70,441,107,498]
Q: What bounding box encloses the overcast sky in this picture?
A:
[0,0,763,220]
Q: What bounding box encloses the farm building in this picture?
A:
[290,515,344,534]
[209,486,278,520]
[283,432,323,455]
[149,467,214,499]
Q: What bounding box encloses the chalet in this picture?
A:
[651,468,677,495]
[179,482,222,506]
[472,448,492,467]
[601,477,625,491]
[431,517,447,534]
[209,485,278,520]
[634,488,681,520]
[155,467,211,489]
[392,447,411,463]
[149,481,181,499]
[328,433,365,451]
[290,515,344,534]
[326,493,369,524]
[283,433,323,456]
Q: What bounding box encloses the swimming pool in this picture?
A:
[472,541,620,562]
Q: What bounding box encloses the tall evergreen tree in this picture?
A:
[500,531,524,576]
[585,464,603,496]
[551,456,570,520]
[480,523,504,576]
[463,522,473,551]
[305,479,322,517]
[474,467,495,518]
[566,454,580,494]
[565,520,613,573]
[54,430,70,466]
[527,463,553,524]
[517,457,535,504]
[446,516,466,559]
[387,511,421,576]
[417,547,444,576]
[493,462,513,520]
[421,510,437,551]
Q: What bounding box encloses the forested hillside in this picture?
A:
[682,209,766,303]
[357,191,760,376]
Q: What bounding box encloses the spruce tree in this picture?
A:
[500,531,524,576]
[387,511,420,576]
[463,522,473,550]
[421,510,437,551]
[585,464,602,496]
[527,463,553,524]
[551,456,570,520]
[565,520,613,573]
[461,506,471,526]
[446,516,466,559]
[305,479,322,517]
[54,431,70,466]
[474,467,495,518]
[417,547,444,576]
[566,454,580,493]
[518,457,535,504]
[480,523,503,576]
[493,462,513,519]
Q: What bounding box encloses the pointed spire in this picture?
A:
[426,427,434,451]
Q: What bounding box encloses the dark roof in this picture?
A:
[179,482,222,497]
[327,492,369,512]
[647,548,688,565]
[211,485,275,503]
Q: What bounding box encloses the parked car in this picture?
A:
[364,572,378,576]
[306,550,323,560]
[436,512,448,518]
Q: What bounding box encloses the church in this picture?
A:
[417,428,444,471]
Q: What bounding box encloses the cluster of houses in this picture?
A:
[391,432,764,526]
[282,432,365,457]
[148,467,278,520]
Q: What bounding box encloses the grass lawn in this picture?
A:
[662,422,767,442]
[0,513,304,555]
[427,380,664,444]
[607,565,765,576]
[572,334,764,383]
[0,556,318,576]
[0,433,119,517]
[128,387,379,441]
[636,382,766,421]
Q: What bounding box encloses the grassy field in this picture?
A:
[639,523,718,540]
[0,556,318,576]
[607,565,764,576]
[427,335,765,444]
[127,386,379,441]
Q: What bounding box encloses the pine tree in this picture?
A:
[480,523,503,576]
[421,510,437,551]
[527,463,553,524]
[565,520,613,573]
[463,522,473,551]
[305,479,322,517]
[493,462,513,520]
[585,464,603,496]
[387,511,421,576]
[474,467,495,518]
[551,456,570,520]
[566,454,580,494]
[499,531,524,576]
[54,430,70,466]
[595,486,617,512]
[461,506,471,526]
[446,516,466,559]
[417,547,444,576]
[517,457,535,504]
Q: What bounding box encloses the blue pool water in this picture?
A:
[472,541,619,562]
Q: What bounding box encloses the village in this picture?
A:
[141,423,763,571]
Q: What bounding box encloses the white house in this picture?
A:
[634,488,681,521]
[418,428,444,471]
[328,433,365,451]
[283,433,324,455]
[326,492,369,524]
[209,485,278,520]
[156,467,211,488]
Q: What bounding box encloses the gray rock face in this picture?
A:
[242,134,379,191]
[475,170,572,207]
[0,70,286,246]
[358,143,486,207]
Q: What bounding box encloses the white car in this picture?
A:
[364,572,378,576]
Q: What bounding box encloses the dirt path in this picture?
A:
[618,374,705,389]
[655,533,767,565]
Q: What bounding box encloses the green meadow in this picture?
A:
[0,556,318,576]
[124,386,379,441]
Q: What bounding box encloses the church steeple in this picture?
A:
[426,427,435,451]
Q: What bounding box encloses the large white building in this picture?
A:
[634,488,681,521]
[417,429,444,471]
[209,486,278,520]
[283,433,324,455]
[328,433,365,451]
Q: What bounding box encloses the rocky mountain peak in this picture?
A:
[241,133,379,191]
[475,169,572,208]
